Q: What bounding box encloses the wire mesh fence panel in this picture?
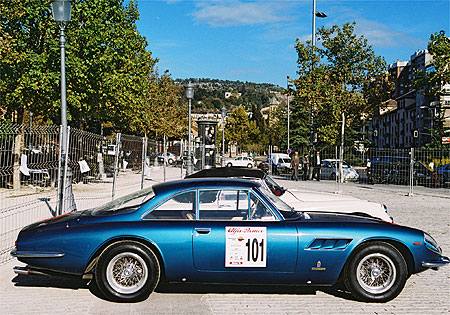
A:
[68,127,104,184]
[121,134,144,171]
[0,123,60,264]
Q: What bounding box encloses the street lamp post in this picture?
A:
[309,0,327,177]
[51,0,72,215]
[287,76,290,151]
[221,106,226,167]
[185,82,194,175]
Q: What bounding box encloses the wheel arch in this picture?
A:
[337,238,415,282]
[83,236,166,280]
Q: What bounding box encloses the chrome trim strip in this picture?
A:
[422,256,450,268]
[10,250,65,258]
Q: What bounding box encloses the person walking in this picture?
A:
[302,153,309,181]
[290,152,299,181]
[312,151,321,181]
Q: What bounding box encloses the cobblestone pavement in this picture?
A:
[1,168,449,314]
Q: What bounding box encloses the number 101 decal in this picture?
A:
[225,226,267,267]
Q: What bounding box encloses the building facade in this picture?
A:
[369,49,450,148]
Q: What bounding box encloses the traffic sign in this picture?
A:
[287,149,291,154]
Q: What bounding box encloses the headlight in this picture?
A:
[424,232,441,254]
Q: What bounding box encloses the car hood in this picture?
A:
[302,211,388,224]
[284,189,360,202]
[280,190,392,222]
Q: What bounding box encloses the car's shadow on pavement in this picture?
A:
[12,274,89,290]
[155,281,357,301]
[11,275,356,302]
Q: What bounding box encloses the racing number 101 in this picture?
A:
[245,238,264,262]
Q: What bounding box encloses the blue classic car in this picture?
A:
[11,178,449,303]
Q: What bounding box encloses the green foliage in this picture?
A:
[225,105,260,153]
[1,0,182,137]
[292,22,389,146]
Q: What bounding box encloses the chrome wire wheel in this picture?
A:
[106,252,148,294]
[356,253,396,294]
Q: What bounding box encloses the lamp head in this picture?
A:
[51,0,72,26]
[186,81,194,99]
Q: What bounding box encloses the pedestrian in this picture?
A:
[302,153,309,180]
[312,151,321,181]
[290,152,299,181]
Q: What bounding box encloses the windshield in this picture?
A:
[262,175,285,196]
[331,161,350,168]
[257,184,299,220]
[92,187,155,216]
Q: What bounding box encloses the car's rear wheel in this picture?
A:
[167,158,174,165]
[247,163,253,168]
[344,241,407,302]
[95,242,160,302]
[227,163,233,167]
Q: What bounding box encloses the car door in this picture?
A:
[192,189,298,278]
[321,161,331,179]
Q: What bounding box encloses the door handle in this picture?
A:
[195,228,211,234]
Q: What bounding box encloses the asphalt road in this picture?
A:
[1,168,449,314]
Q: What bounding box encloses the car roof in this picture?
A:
[185,167,265,179]
[152,177,261,195]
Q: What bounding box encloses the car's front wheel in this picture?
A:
[247,163,253,168]
[344,241,407,302]
[95,241,160,302]
[227,163,233,167]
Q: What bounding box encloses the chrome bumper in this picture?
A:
[10,249,65,258]
[422,256,450,269]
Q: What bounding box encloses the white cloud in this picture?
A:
[355,19,425,48]
[192,1,292,27]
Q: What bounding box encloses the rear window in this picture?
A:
[92,187,154,216]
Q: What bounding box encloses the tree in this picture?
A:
[1,0,59,124]
[225,106,259,153]
[1,0,182,137]
[292,22,389,145]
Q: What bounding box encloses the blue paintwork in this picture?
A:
[13,178,447,286]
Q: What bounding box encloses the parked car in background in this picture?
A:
[368,156,441,187]
[268,153,291,175]
[434,163,450,187]
[186,168,392,222]
[321,159,359,182]
[12,177,448,303]
[156,152,180,165]
[225,156,254,168]
[257,160,269,173]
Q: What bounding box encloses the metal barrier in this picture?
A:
[0,122,185,263]
[1,121,448,264]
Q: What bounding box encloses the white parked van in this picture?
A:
[268,153,291,174]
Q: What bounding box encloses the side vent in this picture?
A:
[307,238,352,250]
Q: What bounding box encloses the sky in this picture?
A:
[133,0,450,87]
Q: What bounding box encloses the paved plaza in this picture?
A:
[1,167,449,314]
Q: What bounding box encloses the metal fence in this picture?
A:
[270,146,450,193]
[0,122,182,263]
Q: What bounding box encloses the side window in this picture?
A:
[145,191,195,220]
[250,192,276,221]
[199,189,249,221]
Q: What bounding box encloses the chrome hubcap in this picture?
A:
[357,253,396,294]
[106,252,148,294]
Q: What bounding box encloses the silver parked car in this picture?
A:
[321,159,359,181]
